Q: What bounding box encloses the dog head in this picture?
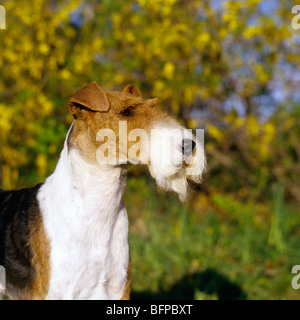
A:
[67,82,206,200]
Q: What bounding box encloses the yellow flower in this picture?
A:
[36,154,47,177]
[61,69,71,80]
[208,124,223,142]
[196,32,211,46]
[163,62,175,79]
[247,116,260,136]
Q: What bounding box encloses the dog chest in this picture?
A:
[37,168,129,300]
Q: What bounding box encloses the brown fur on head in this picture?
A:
[67,82,170,165]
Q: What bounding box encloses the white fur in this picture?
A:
[38,127,129,300]
[149,122,206,201]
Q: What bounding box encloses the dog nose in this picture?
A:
[182,139,196,157]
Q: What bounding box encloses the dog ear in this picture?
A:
[147,98,160,107]
[123,84,142,98]
[68,82,110,118]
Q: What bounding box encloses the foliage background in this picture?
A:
[1,0,300,299]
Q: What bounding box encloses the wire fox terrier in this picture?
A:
[0,82,206,300]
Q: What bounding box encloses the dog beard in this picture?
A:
[148,125,206,201]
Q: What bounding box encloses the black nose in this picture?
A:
[182,139,196,156]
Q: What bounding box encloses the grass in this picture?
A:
[124,173,300,300]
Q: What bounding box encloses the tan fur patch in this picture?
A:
[28,212,51,300]
[68,88,174,167]
[120,259,131,300]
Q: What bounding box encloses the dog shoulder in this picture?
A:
[0,184,50,299]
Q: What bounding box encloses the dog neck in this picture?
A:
[42,124,126,218]
[38,124,128,243]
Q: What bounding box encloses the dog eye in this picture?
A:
[120,108,134,117]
